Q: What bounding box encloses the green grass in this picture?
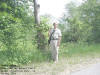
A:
[59,43,100,57]
[0,49,52,67]
[0,42,100,68]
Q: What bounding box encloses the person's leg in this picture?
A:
[54,40,59,62]
[54,46,59,62]
[50,41,55,61]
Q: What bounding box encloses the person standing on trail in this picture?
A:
[48,22,62,63]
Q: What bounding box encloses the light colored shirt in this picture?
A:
[50,28,62,39]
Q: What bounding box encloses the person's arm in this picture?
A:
[57,30,62,47]
[57,36,61,47]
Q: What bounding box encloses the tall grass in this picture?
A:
[0,48,51,67]
[59,43,100,57]
[0,42,100,67]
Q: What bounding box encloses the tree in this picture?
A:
[79,0,100,43]
[33,0,46,50]
[0,0,36,65]
[60,0,100,43]
[60,2,92,43]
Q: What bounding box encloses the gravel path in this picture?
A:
[71,63,100,75]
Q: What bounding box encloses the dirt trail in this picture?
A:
[0,57,100,75]
[71,63,100,75]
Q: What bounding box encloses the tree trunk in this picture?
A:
[33,0,40,25]
[33,0,45,50]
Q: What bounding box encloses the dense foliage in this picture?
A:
[60,0,100,43]
[0,0,49,65]
[0,0,100,66]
